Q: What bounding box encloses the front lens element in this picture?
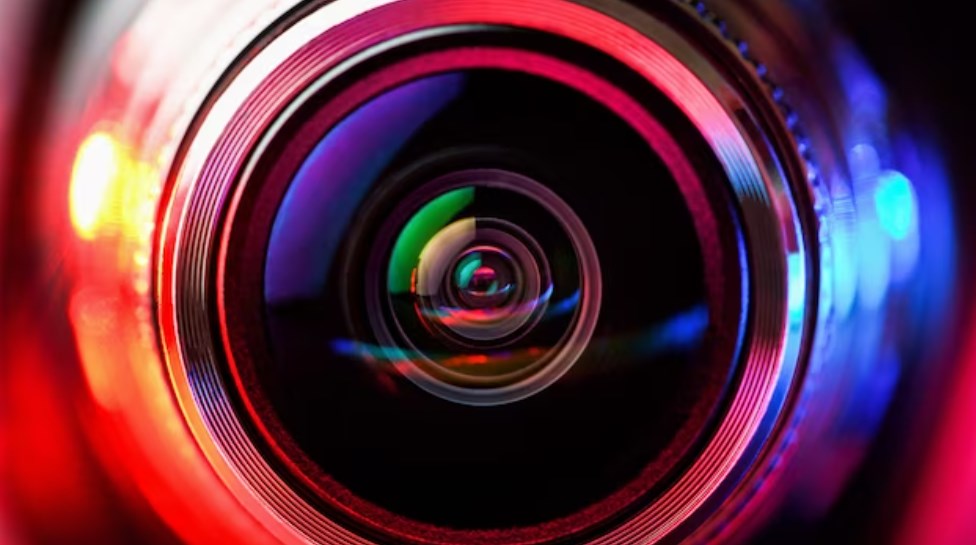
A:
[242,66,741,532]
[372,170,598,401]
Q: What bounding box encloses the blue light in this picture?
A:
[874,170,918,241]
[634,304,709,355]
[545,288,580,319]
[331,339,410,362]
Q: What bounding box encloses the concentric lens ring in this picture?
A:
[157,1,810,543]
[365,168,601,406]
[416,221,545,345]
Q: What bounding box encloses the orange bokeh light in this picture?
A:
[69,131,121,240]
[68,129,160,248]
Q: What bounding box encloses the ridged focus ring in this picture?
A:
[156,0,813,543]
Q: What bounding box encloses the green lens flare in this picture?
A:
[455,253,484,292]
[388,187,474,294]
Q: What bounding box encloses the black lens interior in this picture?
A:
[238,67,740,531]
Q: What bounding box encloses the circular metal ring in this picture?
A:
[216,40,744,542]
[156,0,811,543]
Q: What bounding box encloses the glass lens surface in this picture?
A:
[259,69,731,529]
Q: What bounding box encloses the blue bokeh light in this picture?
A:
[874,170,918,241]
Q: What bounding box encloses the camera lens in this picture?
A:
[220,62,744,537]
[10,0,963,542]
[158,3,807,543]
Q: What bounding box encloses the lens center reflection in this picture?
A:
[373,170,597,403]
[452,247,516,309]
